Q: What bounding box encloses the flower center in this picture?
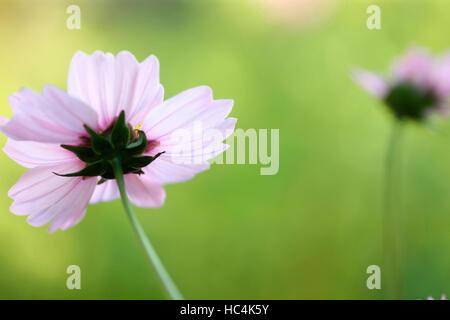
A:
[54,110,163,180]
[384,82,438,120]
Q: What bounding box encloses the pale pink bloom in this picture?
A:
[1,51,236,232]
[351,48,450,118]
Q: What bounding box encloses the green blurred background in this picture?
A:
[1,0,450,299]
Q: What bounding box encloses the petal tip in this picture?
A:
[351,67,388,98]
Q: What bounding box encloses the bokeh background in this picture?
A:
[1,0,450,299]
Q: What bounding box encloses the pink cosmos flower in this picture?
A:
[351,48,450,119]
[0,51,236,233]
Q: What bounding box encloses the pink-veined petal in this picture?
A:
[9,162,85,219]
[158,116,236,149]
[143,156,210,184]
[11,177,81,216]
[123,174,166,208]
[156,117,236,164]
[67,50,163,129]
[142,86,214,139]
[47,177,97,232]
[140,87,235,184]
[143,87,236,162]
[3,139,77,168]
[8,161,97,232]
[8,161,84,201]
[89,179,120,204]
[0,86,98,143]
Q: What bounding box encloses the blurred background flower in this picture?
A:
[352,48,450,120]
[1,0,450,299]
[352,47,450,299]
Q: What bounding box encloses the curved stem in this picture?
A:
[112,158,183,300]
[383,119,404,299]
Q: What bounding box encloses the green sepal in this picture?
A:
[126,131,148,155]
[129,152,165,169]
[61,144,100,163]
[84,125,114,155]
[100,162,115,180]
[53,160,107,177]
[111,111,130,147]
[56,111,165,180]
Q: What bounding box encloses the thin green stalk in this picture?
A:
[112,158,183,300]
[383,119,404,299]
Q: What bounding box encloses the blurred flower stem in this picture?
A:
[383,119,404,299]
[112,158,184,300]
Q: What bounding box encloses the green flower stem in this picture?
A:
[112,158,183,300]
[383,119,404,299]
